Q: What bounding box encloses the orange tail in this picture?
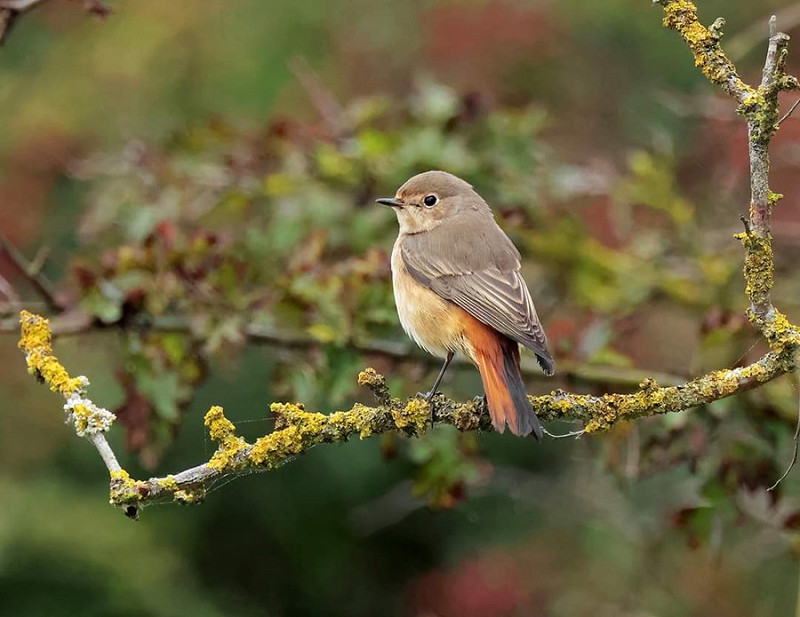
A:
[472,330,543,439]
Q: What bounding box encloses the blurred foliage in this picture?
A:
[3,1,800,616]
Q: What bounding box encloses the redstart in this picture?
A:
[377,171,554,439]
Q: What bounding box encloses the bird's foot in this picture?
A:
[417,390,438,428]
[472,394,487,410]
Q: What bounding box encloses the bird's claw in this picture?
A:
[417,390,438,428]
[472,394,487,409]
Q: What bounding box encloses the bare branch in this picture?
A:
[727,4,800,61]
[767,369,800,491]
[0,308,690,388]
[777,98,800,126]
[288,56,350,139]
[0,237,61,311]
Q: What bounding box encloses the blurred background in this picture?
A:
[2,0,800,615]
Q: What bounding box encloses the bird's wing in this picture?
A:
[400,218,554,374]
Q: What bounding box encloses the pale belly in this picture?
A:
[391,238,471,359]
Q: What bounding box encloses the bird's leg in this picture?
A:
[418,351,454,427]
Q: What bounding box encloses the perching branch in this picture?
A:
[13,1,800,517]
[17,309,794,518]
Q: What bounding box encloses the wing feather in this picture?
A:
[400,221,554,375]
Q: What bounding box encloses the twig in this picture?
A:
[740,214,751,236]
[288,56,350,139]
[0,308,689,389]
[778,98,800,126]
[727,3,800,61]
[0,237,60,310]
[768,365,800,491]
[0,272,20,307]
[657,1,800,484]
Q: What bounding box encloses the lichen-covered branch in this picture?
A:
[12,2,800,518]
[18,311,121,474]
[16,308,798,518]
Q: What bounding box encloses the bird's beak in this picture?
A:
[376,197,403,208]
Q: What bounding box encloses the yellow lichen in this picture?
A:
[392,398,429,435]
[71,403,92,433]
[203,405,247,471]
[357,368,383,388]
[18,311,86,397]
[175,488,205,504]
[249,426,305,468]
[736,233,774,309]
[349,403,378,438]
[768,190,784,207]
[108,468,146,506]
[659,0,755,97]
[204,405,236,441]
[158,475,178,492]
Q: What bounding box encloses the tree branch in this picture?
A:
[0,309,690,388]
[12,1,800,518]
[17,309,796,518]
[0,236,61,311]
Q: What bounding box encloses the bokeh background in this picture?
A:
[3,1,800,615]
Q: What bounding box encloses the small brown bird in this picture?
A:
[378,170,554,439]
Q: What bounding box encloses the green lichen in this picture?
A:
[768,190,783,206]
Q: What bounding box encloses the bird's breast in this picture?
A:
[391,237,471,359]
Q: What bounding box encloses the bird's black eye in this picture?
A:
[423,195,438,207]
